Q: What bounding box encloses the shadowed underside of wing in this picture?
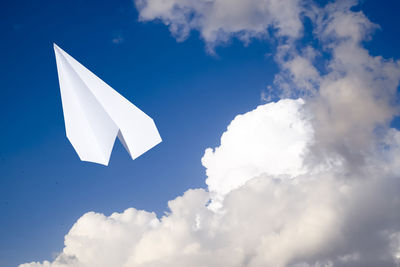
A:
[54,44,162,165]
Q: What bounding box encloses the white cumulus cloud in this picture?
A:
[20,97,400,267]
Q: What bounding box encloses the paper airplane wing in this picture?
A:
[54,44,162,165]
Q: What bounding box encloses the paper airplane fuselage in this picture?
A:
[54,44,162,165]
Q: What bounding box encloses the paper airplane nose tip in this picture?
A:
[53,43,60,51]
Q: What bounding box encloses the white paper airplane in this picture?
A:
[53,43,162,166]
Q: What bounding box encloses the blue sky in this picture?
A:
[1,0,400,266]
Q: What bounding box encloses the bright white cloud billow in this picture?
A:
[21,0,400,266]
[202,98,313,209]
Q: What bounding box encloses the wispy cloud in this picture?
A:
[112,35,124,44]
[135,0,303,52]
